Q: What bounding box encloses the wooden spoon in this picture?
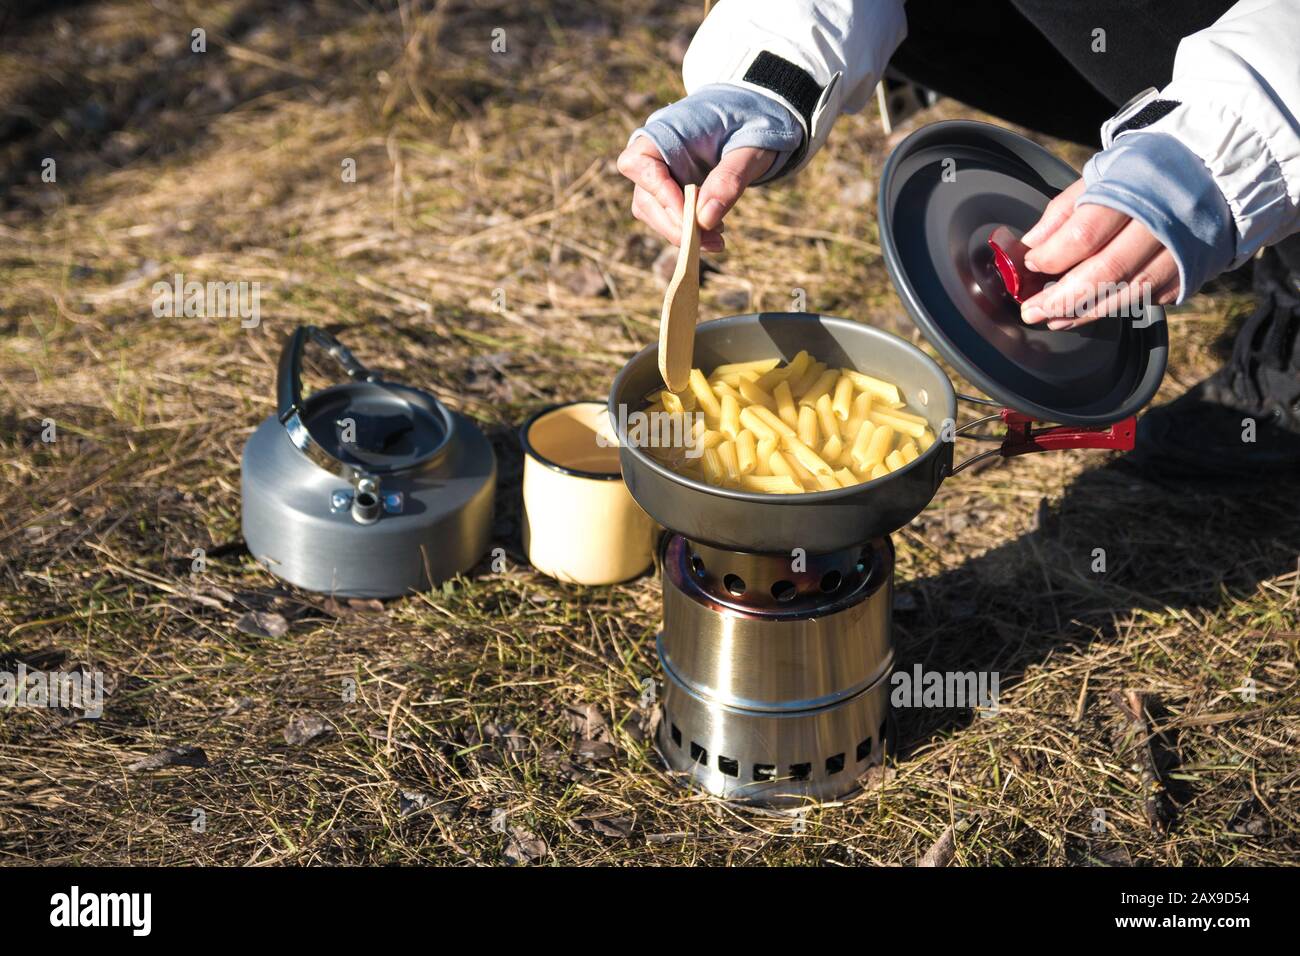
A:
[658,182,701,393]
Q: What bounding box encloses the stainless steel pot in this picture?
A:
[609,313,956,553]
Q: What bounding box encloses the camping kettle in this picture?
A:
[240,325,496,598]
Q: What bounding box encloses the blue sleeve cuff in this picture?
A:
[1079,131,1237,303]
[629,83,804,187]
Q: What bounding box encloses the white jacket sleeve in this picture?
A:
[1102,0,1300,266]
[682,0,907,176]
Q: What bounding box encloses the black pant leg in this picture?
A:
[889,0,1235,147]
[887,0,1117,146]
[1009,0,1236,107]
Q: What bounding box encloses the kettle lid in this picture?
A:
[277,326,455,476]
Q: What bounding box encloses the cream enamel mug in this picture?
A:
[520,401,656,585]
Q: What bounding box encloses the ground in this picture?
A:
[1,0,1296,866]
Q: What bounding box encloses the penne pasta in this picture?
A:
[815,472,841,491]
[720,393,741,439]
[787,454,819,490]
[782,350,813,383]
[790,360,827,399]
[647,353,928,495]
[868,409,927,439]
[739,406,778,443]
[660,389,694,415]
[756,436,777,475]
[754,364,794,392]
[880,405,929,426]
[740,474,802,494]
[699,428,727,450]
[783,434,834,476]
[773,380,798,428]
[736,429,758,475]
[849,419,877,470]
[797,368,840,407]
[797,404,819,448]
[738,377,777,411]
[712,380,744,404]
[844,392,872,439]
[718,440,741,481]
[701,446,725,485]
[815,393,839,441]
[750,404,798,441]
[861,423,895,470]
[769,450,797,480]
[845,369,902,405]
[689,368,723,420]
[832,374,854,421]
[710,358,780,379]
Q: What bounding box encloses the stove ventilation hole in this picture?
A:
[690,553,706,578]
[770,579,797,603]
[689,741,708,765]
[753,764,777,782]
[717,756,739,777]
[723,573,746,597]
[670,723,682,747]
[820,570,843,594]
[855,737,873,763]
[825,753,845,775]
[789,762,812,782]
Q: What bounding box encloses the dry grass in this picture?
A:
[1,0,1296,865]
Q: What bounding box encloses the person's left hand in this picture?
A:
[1018,179,1181,330]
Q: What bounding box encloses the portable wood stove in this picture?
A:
[657,535,896,803]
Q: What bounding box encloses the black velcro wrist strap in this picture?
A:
[1113,98,1181,137]
[742,51,822,132]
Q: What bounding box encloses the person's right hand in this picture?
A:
[617,136,777,253]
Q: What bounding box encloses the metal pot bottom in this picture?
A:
[655,536,895,806]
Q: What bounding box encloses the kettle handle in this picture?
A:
[276,325,377,423]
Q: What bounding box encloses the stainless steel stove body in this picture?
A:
[656,536,895,805]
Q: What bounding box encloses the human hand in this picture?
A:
[1019,179,1180,330]
[617,135,776,253]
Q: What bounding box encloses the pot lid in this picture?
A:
[878,120,1167,426]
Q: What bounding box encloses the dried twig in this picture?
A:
[1109,690,1176,834]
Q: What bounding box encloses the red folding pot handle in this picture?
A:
[951,406,1136,474]
[999,409,1136,455]
[987,226,1060,304]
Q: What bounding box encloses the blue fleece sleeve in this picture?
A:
[1079,132,1237,303]
[628,83,804,187]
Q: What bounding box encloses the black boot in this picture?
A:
[1126,241,1300,480]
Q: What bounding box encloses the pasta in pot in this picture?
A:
[642,351,937,495]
